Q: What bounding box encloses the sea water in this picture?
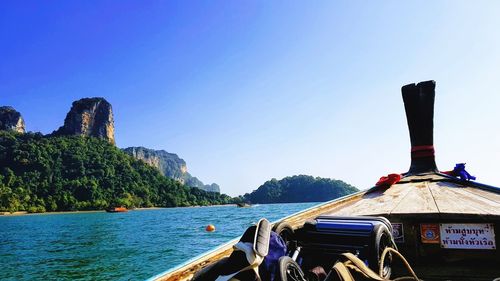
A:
[0,202,317,281]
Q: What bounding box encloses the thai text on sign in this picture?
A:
[440,223,496,249]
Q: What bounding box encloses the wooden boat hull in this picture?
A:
[148,175,500,281]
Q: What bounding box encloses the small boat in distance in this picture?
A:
[236,202,251,208]
[106,207,128,213]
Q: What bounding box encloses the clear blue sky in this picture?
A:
[2,1,500,196]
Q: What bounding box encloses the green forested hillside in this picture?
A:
[244,175,358,204]
[0,131,234,213]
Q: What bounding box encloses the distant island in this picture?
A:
[0,100,358,213]
[243,175,358,204]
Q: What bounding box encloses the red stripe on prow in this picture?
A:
[411,145,435,159]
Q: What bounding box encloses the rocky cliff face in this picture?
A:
[123,147,188,181]
[123,146,220,193]
[0,106,26,133]
[54,98,115,144]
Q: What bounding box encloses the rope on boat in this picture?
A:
[332,247,420,281]
[379,247,419,281]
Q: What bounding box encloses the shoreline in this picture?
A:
[0,204,239,217]
[0,202,321,217]
[0,210,105,216]
[0,202,322,217]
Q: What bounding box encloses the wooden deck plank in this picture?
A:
[390,181,439,214]
[431,182,500,215]
[328,183,414,216]
[461,185,500,203]
[427,182,491,215]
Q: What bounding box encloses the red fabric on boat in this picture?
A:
[375,173,402,187]
[442,170,454,176]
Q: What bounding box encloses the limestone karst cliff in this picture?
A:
[184,177,221,193]
[0,106,26,133]
[53,97,115,144]
[123,146,220,193]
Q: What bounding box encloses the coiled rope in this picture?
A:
[379,247,419,281]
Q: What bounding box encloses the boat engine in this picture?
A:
[276,216,397,280]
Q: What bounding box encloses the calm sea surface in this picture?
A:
[0,202,317,281]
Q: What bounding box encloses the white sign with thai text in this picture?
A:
[440,223,496,249]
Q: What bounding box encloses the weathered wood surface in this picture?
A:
[429,182,500,215]
[152,239,236,281]
[391,182,439,214]
[328,179,500,217]
[331,183,413,216]
[463,185,500,202]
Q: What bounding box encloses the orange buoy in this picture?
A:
[206,224,215,232]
